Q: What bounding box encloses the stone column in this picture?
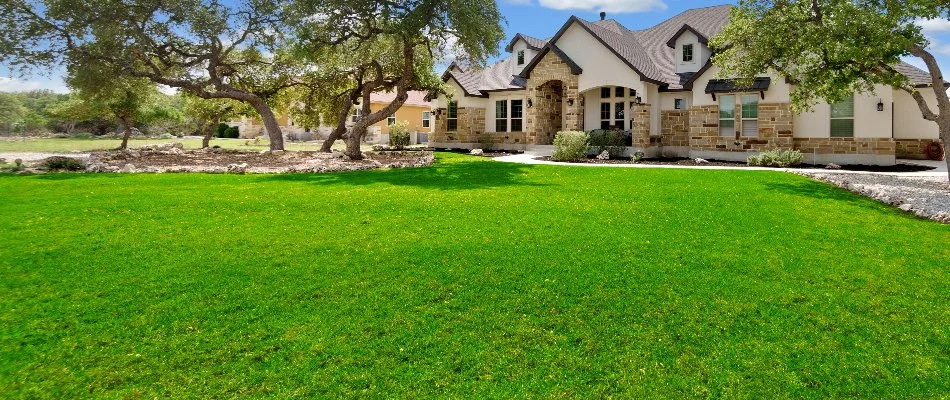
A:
[631,104,652,147]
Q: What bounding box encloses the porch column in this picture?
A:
[631,104,652,148]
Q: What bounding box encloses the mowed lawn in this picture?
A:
[1,153,948,398]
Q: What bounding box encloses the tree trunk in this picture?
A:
[345,124,368,160]
[321,125,346,152]
[202,122,214,148]
[118,117,133,150]
[939,121,950,183]
[247,97,284,151]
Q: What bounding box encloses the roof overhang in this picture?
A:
[666,24,709,48]
[705,77,771,100]
[504,34,545,53]
[517,43,583,79]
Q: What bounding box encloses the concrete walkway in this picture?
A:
[493,152,948,177]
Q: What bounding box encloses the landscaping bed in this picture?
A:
[537,156,937,172]
[11,143,433,174]
[799,172,950,223]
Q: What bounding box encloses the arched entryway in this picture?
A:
[534,80,564,145]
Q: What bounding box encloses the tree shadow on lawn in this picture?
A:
[258,158,551,191]
[762,177,911,218]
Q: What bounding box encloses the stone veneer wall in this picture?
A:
[688,103,794,152]
[525,51,583,145]
[660,110,689,147]
[793,138,896,155]
[430,107,484,144]
[631,104,652,147]
[895,139,939,160]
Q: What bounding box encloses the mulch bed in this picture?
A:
[537,156,936,172]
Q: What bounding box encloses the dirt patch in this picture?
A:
[28,144,433,174]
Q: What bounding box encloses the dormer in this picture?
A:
[666,24,712,74]
[505,34,545,76]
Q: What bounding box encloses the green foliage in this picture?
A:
[39,156,85,171]
[588,129,627,159]
[388,121,410,148]
[223,126,240,139]
[0,92,27,134]
[712,0,950,112]
[748,149,805,167]
[215,123,230,138]
[1,153,948,397]
[552,131,590,162]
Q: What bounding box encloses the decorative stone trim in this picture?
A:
[687,103,794,152]
[895,139,939,159]
[660,110,689,147]
[793,138,895,155]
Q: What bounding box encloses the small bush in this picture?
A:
[388,121,410,149]
[72,132,93,139]
[215,123,230,138]
[588,129,627,159]
[223,126,240,138]
[41,156,85,171]
[748,149,804,167]
[552,131,590,162]
[479,134,495,151]
[158,133,174,139]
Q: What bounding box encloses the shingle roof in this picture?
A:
[370,91,431,107]
[443,4,935,95]
[705,77,772,94]
[504,34,549,52]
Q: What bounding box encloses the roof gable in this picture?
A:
[517,43,583,79]
[504,34,547,53]
[665,24,709,48]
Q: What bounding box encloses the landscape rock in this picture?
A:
[470,148,484,156]
[596,150,610,160]
[694,158,709,164]
[226,163,248,174]
[825,163,842,170]
[798,172,949,224]
[120,163,137,173]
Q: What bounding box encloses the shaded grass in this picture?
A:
[0,153,948,397]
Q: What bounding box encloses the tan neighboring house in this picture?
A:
[431,5,944,165]
[229,91,433,143]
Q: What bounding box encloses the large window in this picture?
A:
[741,94,759,137]
[422,111,431,128]
[495,100,508,132]
[446,101,458,131]
[719,95,736,137]
[511,100,523,132]
[517,50,525,66]
[683,44,694,62]
[600,102,611,130]
[830,95,855,137]
[615,102,625,129]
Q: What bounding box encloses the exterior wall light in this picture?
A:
[567,99,574,106]
[527,99,533,108]
[636,96,643,104]
[877,100,884,112]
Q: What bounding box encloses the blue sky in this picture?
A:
[3,0,950,93]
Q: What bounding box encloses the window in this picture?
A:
[719,95,735,137]
[422,111,431,128]
[741,95,759,137]
[511,100,523,132]
[600,102,611,130]
[683,44,694,62]
[387,114,396,125]
[601,87,611,98]
[495,100,508,132]
[447,101,458,131]
[630,88,637,97]
[615,102,625,129]
[674,98,685,110]
[830,95,855,137]
[517,50,525,65]
[350,108,363,123]
[615,86,624,98]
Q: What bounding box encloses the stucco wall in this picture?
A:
[893,88,940,139]
[509,40,536,77]
[660,92,691,112]
[556,23,647,96]
[794,85,893,139]
[689,65,791,107]
[673,30,711,74]
[369,103,433,134]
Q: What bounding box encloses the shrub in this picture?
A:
[223,126,240,138]
[158,133,174,139]
[72,132,93,139]
[41,156,85,171]
[388,121,410,149]
[552,131,589,162]
[479,134,495,151]
[588,129,627,159]
[748,149,804,167]
[215,123,230,138]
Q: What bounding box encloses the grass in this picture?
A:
[1,153,948,397]
[0,137,361,153]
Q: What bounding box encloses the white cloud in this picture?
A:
[916,18,950,35]
[538,0,666,13]
[0,76,69,93]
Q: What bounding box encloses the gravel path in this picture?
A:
[799,172,950,223]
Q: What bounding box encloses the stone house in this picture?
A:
[429,5,943,165]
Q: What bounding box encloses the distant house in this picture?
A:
[228,91,433,143]
[430,5,943,165]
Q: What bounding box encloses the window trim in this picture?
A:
[830,95,855,138]
[510,99,523,132]
[674,98,684,110]
[517,50,525,66]
[601,87,611,99]
[495,99,508,132]
[422,111,431,128]
[740,94,759,137]
[682,44,694,63]
[446,101,458,132]
[600,102,611,130]
[718,94,736,137]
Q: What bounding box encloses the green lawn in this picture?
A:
[1,153,948,397]
[0,137,357,153]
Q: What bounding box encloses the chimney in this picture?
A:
[599,11,606,20]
